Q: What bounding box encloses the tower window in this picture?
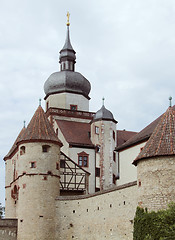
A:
[78,152,89,167]
[113,131,115,141]
[30,162,36,168]
[113,174,116,185]
[95,126,99,134]
[95,168,100,177]
[70,105,77,111]
[20,146,25,155]
[42,145,50,153]
[56,162,59,170]
[113,152,116,162]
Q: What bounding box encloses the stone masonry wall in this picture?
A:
[137,156,175,211]
[0,219,17,240]
[55,181,138,240]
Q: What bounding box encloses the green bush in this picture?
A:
[133,203,175,240]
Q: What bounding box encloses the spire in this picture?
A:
[59,12,76,71]
[17,106,62,146]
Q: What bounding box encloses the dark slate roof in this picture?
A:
[4,127,26,160]
[117,130,137,147]
[56,120,94,148]
[17,106,62,146]
[44,71,91,99]
[93,105,117,123]
[133,107,175,165]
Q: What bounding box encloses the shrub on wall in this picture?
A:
[133,203,175,240]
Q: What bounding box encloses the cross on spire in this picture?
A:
[39,98,41,106]
[67,11,70,26]
[23,120,26,128]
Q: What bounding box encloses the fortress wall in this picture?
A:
[137,156,175,211]
[0,219,17,240]
[55,181,138,240]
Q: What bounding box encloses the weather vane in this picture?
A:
[67,11,70,26]
[102,97,105,106]
[169,96,172,107]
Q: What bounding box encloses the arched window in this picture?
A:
[42,145,51,153]
[78,152,89,167]
[20,146,25,155]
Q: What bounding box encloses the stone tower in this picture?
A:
[91,102,117,190]
[4,105,62,240]
[133,106,175,211]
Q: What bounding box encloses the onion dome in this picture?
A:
[92,98,117,123]
[133,106,175,166]
[44,13,91,100]
[17,106,62,147]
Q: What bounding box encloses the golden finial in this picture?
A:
[67,11,70,26]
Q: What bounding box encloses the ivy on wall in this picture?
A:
[133,203,175,240]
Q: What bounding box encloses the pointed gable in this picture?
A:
[133,107,175,165]
[17,106,62,146]
[4,127,26,160]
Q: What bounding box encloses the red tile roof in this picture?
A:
[56,120,94,147]
[4,127,26,160]
[116,106,175,151]
[17,106,62,146]
[133,107,175,165]
[117,130,137,147]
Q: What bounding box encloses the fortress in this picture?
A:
[1,15,175,240]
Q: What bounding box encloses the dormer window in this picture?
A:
[42,145,50,153]
[20,146,25,155]
[70,105,77,111]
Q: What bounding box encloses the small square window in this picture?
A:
[70,105,77,111]
[31,162,36,168]
[95,126,99,134]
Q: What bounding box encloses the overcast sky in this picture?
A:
[1,0,175,206]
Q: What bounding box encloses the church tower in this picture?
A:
[44,13,91,112]
[4,105,62,240]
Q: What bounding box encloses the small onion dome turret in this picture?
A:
[92,105,117,123]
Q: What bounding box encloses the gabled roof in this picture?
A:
[133,107,175,165]
[4,127,26,160]
[116,105,175,151]
[117,130,137,147]
[17,106,62,146]
[56,120,94,148]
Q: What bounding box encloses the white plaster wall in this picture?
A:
[117,142,146,186]
[46,92,89,111]
[69,148,95,194]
